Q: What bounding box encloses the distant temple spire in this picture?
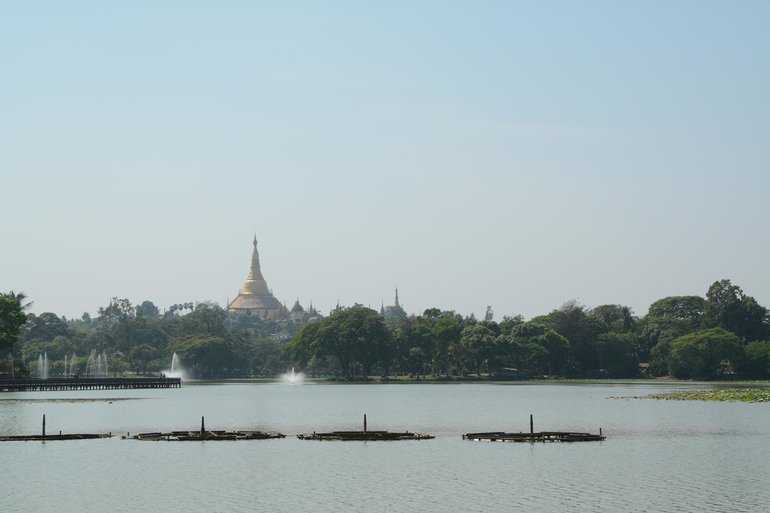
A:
[227,235,286,319]
[242,236,269,295]
[382,287,406,320]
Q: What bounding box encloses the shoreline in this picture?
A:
[181,377,770,387]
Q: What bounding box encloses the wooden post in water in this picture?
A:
[42,414,46,438]
[200,416,205,438]
[530,414,533,434]
[600,427,603,437]
[364,414,367,433]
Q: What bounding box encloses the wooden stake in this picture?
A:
[530,414,533,434]
[42,414,46,438]
[364,414,367,433]
[201,416,205,438]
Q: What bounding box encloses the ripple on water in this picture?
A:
[1,383,769,513]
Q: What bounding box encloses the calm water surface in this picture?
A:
[2,382,769,512]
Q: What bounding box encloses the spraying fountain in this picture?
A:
[37,353,49,380]
[280,367,305,384]
[69,352,78,377]
[164,352,187,380]
[85,350,94,377]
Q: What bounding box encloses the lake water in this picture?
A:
[2,382,769,512]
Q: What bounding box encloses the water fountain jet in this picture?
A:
[164,352,188,380]
[280,367,305,384]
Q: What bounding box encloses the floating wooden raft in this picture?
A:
[298,430,434,441]
[0,415,112,442]
[462,431,604,442]
[297,414,434,441]
[0,433,112,442]
[122,417,285,441]
[463,415,605,443]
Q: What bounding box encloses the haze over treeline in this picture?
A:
[2,278,769,381]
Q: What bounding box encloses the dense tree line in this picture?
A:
[1,297,295,379]
[2,278,769,380]
[288,279,770,380]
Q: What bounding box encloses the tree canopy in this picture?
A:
[5,278,769,381]
[1,292,30,352]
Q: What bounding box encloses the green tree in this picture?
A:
[288,321,322,369]
[129,344,160,374]
[344,306,392,379]
[540,301,603,375]
[498,315,524,334]
[703,279,770,341]
[640,295,705,373]
[407,346,427,377]
[182,302,226,336]
[288,306,390,380]
[0,291,32,376]
[388,317,431,377]
[647,296,705,325]
[22,312,70,341]
[21,335,75,362]
[595,332,639,377]
[136,300,160,319]
[430,314,462,376]
[250,338,291,376]
[591,304,636,332]
[741,340,770,379]
[459,323,497,375]
[669,328,743,379]
[169,335,238,378]
[1,292,30,350]
[509,322,571,375]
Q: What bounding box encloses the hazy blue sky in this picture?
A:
[2,1,769,320]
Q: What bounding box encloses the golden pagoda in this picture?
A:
[227,236,287,319]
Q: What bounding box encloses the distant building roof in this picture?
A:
[291,299,305,314]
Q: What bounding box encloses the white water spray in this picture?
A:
[38,353,49,379]
[280,367,305,384]
[164,352,188,380]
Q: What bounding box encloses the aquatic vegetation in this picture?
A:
[645,388,770,403]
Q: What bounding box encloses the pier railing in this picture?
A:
[0,377,182,392]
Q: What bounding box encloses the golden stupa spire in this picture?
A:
[241,235,269,295]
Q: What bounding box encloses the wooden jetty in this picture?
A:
[123,417,285,441]
[0,377,182,392]
[463,415,605,443]
[0,414,112,442]
[297,414,434,441]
